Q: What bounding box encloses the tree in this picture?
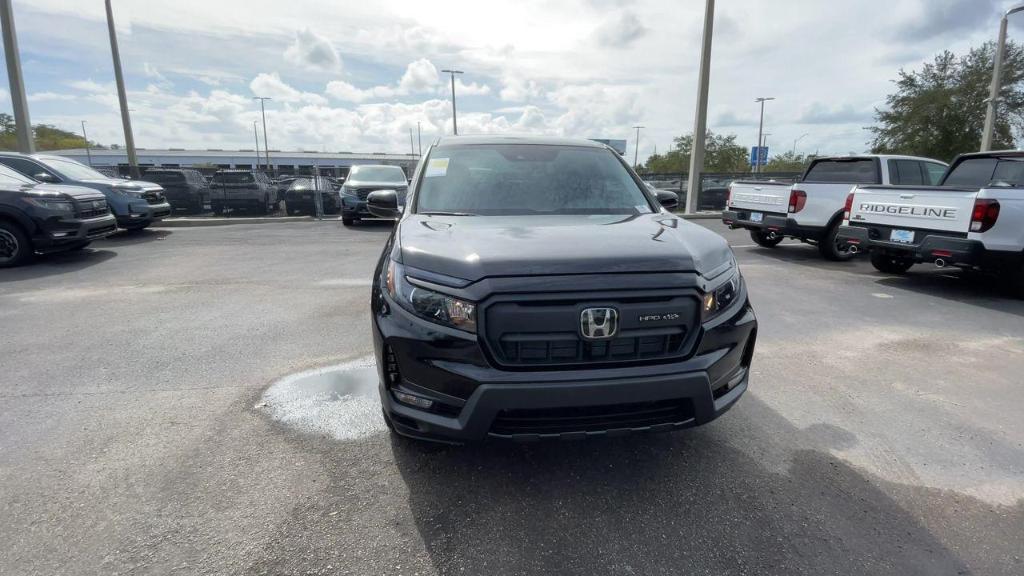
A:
[869,41,1024,162]
[0,112,101,151]
[765,151,813,172]
[643,131,749,173]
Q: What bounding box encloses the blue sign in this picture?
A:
[749,146,768,167]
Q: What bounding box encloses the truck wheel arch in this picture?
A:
[0,207,36,237]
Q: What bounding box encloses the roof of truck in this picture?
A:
[812,154,949,164]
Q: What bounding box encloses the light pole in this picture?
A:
[81,121,93,166]
[253,121,260,170]
[441,69,463,135]
[981,3,1024,151]
[0,0,34,153]
[253,96,272,173]
[792,133,809,155]
[686,0,715,214]
[409,127,416,157]
[417,121,422,156]
[632,125,645,169]
[105,0,139,179]
[754,97,775,173]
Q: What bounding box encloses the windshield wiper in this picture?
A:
[419,211,478,216]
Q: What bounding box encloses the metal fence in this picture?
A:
[639,171,803,211]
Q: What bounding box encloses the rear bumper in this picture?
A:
[723,209,822,239]
[374,293,757,443]
[837,225,1022,268]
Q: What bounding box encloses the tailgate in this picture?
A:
[849,186,978,233]
[727,181,790,214]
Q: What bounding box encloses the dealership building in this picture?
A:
[47,148,419,177]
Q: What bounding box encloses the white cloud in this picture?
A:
[593,11,648,47]
[249,72,326,105]
[283,28,342,72]
[28,92,77,103]
[68,79,114,94]
[142,62,172,88]
[398,58,439,93]
[325,80,371,103]
[500,76,542,102]
[453,79,491,97]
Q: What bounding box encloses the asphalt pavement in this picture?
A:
[1,219,1022,575]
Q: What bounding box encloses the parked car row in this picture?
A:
[722,152,1023,295]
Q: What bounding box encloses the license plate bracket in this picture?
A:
[749,212,763,223]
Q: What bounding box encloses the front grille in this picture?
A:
[498,331,686,365]
[77,201,110,219]
[144,192,165,205]
[483,291,698,368]
[353,187,406,200]
[490,399,695,436]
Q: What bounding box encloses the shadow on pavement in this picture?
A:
[100,228,174,245]
[0,247,117,281]
[873,270,1024,317]
[384,394,1021,576]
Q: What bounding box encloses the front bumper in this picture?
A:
[116,201,171,225]
[33,213,118,251]
[341,196,370,218]
[723,209,823,239]
[374,293,757,443]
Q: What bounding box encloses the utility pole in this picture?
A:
[417,121,422,156]
[982,4,1024,151]
[0,0,34,153]
[105,0,139,179]
[686,0,715,214]
[81,121,93,166]
[441,69,463,135]
[754,97,775,174]
[253,97,272,174]
[253,121,260,171]
[632,125,645,169]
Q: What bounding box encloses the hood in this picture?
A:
[344,179,408,188]
[397,213,733,282]
[22,182,107,201]
[78,178,164,192]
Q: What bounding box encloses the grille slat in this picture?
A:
[498,330,686,366]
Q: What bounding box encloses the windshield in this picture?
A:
[803,159,879,184]
[213,172,255,184]
[0,163,36,186]
[943,157,1024,187]
[415,144,653,216]
[348,166,406,183]
[40,157,112,181]
[144,172,186,184]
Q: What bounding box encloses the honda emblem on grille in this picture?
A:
[580,308,619,340]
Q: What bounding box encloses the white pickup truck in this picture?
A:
[837,151,1024,292]
[723,155,948,260]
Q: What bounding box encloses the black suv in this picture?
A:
[284,178,340,215]
[369,136,757,443]
[209,170,276,215]
[0,163,117,267]
[142,168,210,213]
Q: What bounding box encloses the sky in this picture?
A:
[0,0,1020,164]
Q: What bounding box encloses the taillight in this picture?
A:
[843,192,855,222]
[789,189,807,214]
[970,199,999,233]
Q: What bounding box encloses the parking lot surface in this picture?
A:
[1,220,1022,575]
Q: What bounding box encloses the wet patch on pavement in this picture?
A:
[258,356,387,440]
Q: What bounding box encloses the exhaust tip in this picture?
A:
[849,245,859,254]
[934,258,946,268]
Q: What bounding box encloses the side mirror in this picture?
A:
[366,189,401,219]
[34,172,56,183]
[656,190,679,210]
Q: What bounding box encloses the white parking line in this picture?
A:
[730,244,758,249]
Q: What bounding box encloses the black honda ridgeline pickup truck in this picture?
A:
[369,136,757,443]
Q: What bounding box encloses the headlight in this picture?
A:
[340,186,358,198]
[25,197,75,213]
[386,260,477,333]
[702,265,743,322]
[110,183,144,197]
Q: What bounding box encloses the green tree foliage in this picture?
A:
[643,131,750,173]
[765,151,813,172]
[869,42,1024,162]
[0,113,103,151]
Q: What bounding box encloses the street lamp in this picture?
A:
[441,69,463,135]
[981,3,1024,151]
[81,121,92,166]
[0,0,34,153]
[252,121,260,170]
[632,125,645,169]
[792,133,809,155]
[105,0,139,179]
[754,97,775,173]
[685,0,715,214]
[253,96,272,173]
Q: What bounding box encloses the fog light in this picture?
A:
[393,390,434,410]
[51,232,71,238]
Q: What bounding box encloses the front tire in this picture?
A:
[750,230,783,248]
[870,252,914,274]
[342,217,356,226]
[819,221,856,261]
[0,220,32,268]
